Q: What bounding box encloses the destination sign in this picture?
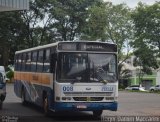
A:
[58,42,117,52]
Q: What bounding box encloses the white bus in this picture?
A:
[14,41,118,117]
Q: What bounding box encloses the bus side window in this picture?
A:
[37,50,43,72]
[31,51,38,72]
[50,53,57,73]
[21,53,26,71]
[15,55,18,71]
[17,54,22,71]
[25,52,31,72]
[43,49,50,73]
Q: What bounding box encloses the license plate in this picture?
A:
[76,105,87,109]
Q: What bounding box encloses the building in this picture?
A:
[0,0,29,11]
[156,68,160,85]
[122,56,159,90]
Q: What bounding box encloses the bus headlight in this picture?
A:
[105,97,118,101]
[56,96,60,101]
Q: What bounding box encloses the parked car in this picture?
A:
[0,66,6,80]
[149,85,160,92]
[0,72,6,109]
[125,85,146,91]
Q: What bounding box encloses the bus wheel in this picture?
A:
[93,110,103,118]
[21,88,26,105]
[0,101,2,109]
[43,95,50,116]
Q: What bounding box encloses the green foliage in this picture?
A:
[133,44,158,82]
[6,70,14,80]
[0,12,23,66]
[0,0,105,65]
[81,2,107,41]
[132,2,160,58]
[82,2,133,52]
[131,2,160,75]
[48,0,102,41]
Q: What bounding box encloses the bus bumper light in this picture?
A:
[56,96,60,101]
[62,97,71,101]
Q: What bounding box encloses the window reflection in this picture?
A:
[58,53,117,83]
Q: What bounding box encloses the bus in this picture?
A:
[14,41,118,117]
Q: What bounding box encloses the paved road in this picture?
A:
[0,84,160,122]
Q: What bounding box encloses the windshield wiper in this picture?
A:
[100,79,108,84]
[96,73,109,84]
[71,77,82,84]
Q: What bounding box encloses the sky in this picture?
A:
[104,0,159,8]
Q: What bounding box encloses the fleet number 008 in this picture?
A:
[62,86,73,92]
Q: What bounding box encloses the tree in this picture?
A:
[48,0,102,41]
[0,0,105,65]
[19,0,54,48]
[81,2,107,41]
[105,3,133,60]
[0,0,52,65]
[133,42,159,76]
[131,2,160,74]
[82,2,134,80]
[83,2,133,60]
[0,12,24,66]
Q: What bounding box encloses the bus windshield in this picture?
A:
[58,52,117,83]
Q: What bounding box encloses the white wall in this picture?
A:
[156,70,160,85]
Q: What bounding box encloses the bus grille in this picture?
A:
[73,97,104,101]
[64,92,112,97]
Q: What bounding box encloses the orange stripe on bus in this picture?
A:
[14,71,52,85]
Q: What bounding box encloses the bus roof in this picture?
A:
[15,41,117,54]
[15,42,59,54]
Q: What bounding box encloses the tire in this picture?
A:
[43,94,50,116]
[1,95,6,102]
[21,88,27,105]
[93,110,103,118]
[150,89,154,92]
[0,101,2,109]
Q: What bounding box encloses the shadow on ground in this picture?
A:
[0,102,101,122]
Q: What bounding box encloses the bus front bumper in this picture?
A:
[54,102,118,111]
